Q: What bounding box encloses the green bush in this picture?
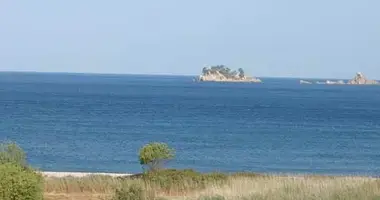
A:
[0,142,26,167]
[139,142,175,172]
[0,163,43,200]
[112,184,145,200]
[143,169,227,193]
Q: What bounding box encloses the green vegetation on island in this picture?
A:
[202,65,245,79]
[198,65,261,83]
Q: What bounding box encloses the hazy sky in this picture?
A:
[1,1,379,78]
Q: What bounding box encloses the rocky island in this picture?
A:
[197,65,262,83]
[300,72,379,85]
[347,72,378,85]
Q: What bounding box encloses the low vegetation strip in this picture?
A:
[44,172,380,200]
[2,141,379,200]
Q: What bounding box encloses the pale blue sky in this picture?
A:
[0,1,379,79]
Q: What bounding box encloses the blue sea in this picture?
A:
[1,72,379,176]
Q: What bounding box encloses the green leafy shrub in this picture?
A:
[138,142,175,171]
[0,141,26,167]
[143,169,227,193]
[112,184,145,200]
[0,163,43,200]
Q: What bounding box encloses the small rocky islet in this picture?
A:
[300,72,379,85]
[196,65,262,83]
[196,67,378,86]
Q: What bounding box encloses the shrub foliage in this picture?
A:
[0,163,43,200]
[112,184,145,200]
[0,142,43,200]
[138,142,174,171]
[0,141,27,167]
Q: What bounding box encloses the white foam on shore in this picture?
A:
[41,171,132,178]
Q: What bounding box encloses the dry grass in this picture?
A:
[44,174,380,200]
[45,175,128,194]
[188,176,380,200]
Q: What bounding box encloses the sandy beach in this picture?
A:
[41,171,132,178]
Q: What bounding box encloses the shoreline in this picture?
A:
[41,171,132,178]
[40,171,378,179]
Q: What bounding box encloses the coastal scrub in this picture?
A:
[138,142,175,172]
[0,142,43,200]
[0,141,27,167]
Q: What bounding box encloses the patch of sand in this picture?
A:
[41,171,132,178]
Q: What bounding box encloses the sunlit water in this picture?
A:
[1,72,379,175]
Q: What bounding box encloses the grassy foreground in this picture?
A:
[44,172,380,200]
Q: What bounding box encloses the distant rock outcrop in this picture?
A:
[300,80,312,84]
[347,72,378,85]
[310,80,345,85]
[198,65,262,83]
[300,72,378,85]
[326,80,345,85]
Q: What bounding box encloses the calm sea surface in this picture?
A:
[0,72,379,175]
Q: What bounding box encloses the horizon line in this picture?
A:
[0,70,369,81]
